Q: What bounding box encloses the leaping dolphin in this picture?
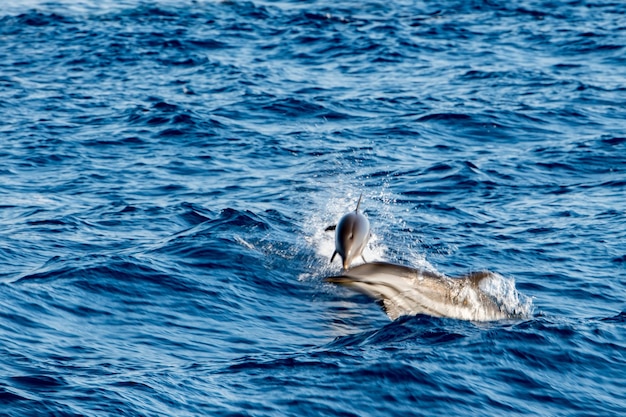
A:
[326,261,523,321]
[328,195,371,270]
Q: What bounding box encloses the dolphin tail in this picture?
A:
[355,193,363,212]
[325,224,336,232]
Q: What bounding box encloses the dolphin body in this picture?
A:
[329,195,371,270]
[326,261,517,321]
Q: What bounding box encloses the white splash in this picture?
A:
[234,235,255,250]
[478,272,534,318]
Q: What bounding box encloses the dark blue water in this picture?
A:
[1,0,625,415]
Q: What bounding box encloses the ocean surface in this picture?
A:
[1,0,625,415]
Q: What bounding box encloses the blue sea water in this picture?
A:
[1,0,625,415]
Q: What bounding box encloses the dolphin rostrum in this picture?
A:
[328,195,371,270]
[326,261,523,321]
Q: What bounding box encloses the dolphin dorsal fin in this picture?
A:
[355,194,363,212]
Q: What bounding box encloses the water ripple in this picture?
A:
[0,0,625,416]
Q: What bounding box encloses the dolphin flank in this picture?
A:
[326,261,518,321]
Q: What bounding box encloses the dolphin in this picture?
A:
[328,195,371,270]
[326,261,519,321]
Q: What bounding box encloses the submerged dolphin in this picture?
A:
[326,261,521,321]
[328,195,371,270]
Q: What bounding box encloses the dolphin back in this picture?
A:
[326,262,510,321]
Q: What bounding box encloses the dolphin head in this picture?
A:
[334,210,370,269]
